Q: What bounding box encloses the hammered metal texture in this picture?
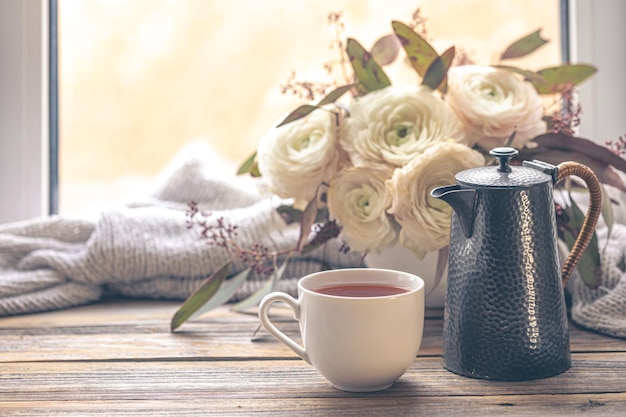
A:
[442,184,571,381]
[456,165,551,188]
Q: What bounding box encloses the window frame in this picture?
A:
[568,0,626,143]
[0,0,51,223]
[0,0,623,223]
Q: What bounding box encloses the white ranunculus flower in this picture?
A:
[257,108,341,207]
[446,65,547,150]
[341,85,467,169]
[328,166,398,253]
[388,141,485,258]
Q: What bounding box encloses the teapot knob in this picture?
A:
[489,147,519,173]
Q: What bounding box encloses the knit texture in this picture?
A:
[569,224,626,338]
[0,147,362,316]
[565,182,626,338]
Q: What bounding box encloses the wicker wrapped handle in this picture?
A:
[557,162,603,286]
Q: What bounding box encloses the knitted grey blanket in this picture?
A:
[569,225,626,338]
[0,151,625,340]
[0,153,362,316]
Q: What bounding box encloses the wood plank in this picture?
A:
[0,299,444,328]
[1,393,625,416]
[2,301,625,362]
[0,302,441,361]
[2,300,626,416]
[0,300,182,328]
[2,354,626,401]
[3,321,617,363]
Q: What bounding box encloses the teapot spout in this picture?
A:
[431,185,477,238]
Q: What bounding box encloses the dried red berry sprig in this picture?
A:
[279,71,337,102]
[186,202,238,248]
[279,11,349,102]
[187,201,275,274]
[186,201,349,276]
[551,82,581,136]
[605,135,626,157]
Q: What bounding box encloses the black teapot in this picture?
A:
[431,147,602,381]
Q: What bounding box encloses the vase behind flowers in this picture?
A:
[366,244,447,308]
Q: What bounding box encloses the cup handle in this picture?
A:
[258,292,311,365]
[556,161,603,286]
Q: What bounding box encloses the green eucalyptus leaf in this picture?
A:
[370,33,402,66]
[346,38,391,94]
[189,268,251,320]
[422,47,454,92]
[527,133,626,192]
[276,205,303,225]
[494,65,546,83]
[559,196,601,288]
[531,64,597,94]
[391,20,438,78]
[296,183,330,251]
[534,149,626,193]
[317,84,355,106]
[276,104,319,127]
[276,205,328,225]
[500,29,549,60]
[438,46,455,93]
[237,152,258,176]
[230,254,291,312]
[230,276,273,312]
[298,195,320,252]
[314,207,329,224]
[170,261,232,332]
[533,133,626,174]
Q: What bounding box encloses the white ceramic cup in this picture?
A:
[258,268,425,392]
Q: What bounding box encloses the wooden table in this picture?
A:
[2,299,626,416]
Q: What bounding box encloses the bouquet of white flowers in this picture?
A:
[172,8,626,330]
[240,13,613,263]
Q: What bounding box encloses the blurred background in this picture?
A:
[58,0,559,213]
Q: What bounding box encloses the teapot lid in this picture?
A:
[455,147,554,188]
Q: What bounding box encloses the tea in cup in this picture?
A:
[258,268,425,392]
